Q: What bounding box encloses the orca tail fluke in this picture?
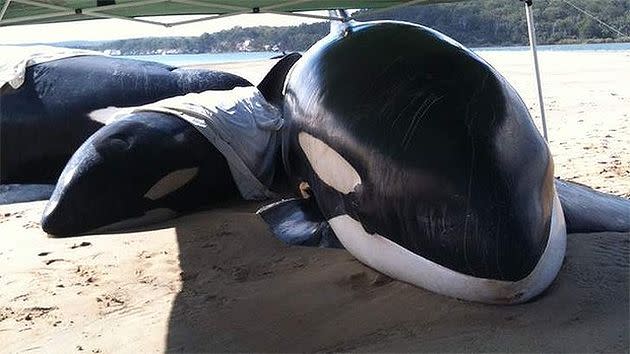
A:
[556,179,630,233]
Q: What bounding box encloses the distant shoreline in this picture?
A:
[114,42,630,67]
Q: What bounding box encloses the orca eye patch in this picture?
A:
[144,167,199,200]
[298,132,361,194]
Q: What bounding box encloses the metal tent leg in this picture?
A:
[524,0,549,141]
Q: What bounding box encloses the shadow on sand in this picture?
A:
[164,201,629,352]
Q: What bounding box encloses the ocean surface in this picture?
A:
[120,42,630,66]
[120,51,287,66]
[472,42,630,53]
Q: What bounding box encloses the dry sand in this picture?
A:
[476,50,630,198]
[1,50,629,353]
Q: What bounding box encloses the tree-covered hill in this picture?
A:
[358,0,629,46]
[85,22,328,55]
[71,0,629,55]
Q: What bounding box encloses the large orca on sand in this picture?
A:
[41,54,302,236]
[0,55,251,184]
[258,21,630,304]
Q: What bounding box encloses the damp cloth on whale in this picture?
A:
[117,86,283,200]
[0,45,106,90]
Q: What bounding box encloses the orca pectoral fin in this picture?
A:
[556,179,630,233]
[256,198,343,249]
[0,184,55,205]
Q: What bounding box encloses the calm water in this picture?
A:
[473,42,630,52]
[120,51,286,66]
[120,42,630,66]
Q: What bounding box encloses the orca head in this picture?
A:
[281,21,566,304]
[42,111,237,237]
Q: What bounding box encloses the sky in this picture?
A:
[0,12,329,45]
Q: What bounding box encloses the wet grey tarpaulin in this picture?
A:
[118,86,283,200]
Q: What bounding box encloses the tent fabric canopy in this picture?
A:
[0,0,463,27]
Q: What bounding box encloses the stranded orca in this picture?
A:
[0,55,251,184]
[270,20,567,304]
[260,20,630,303]
[41,54,302,237]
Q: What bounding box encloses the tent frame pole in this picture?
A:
[524,0,549,141]
[0,0,13,21]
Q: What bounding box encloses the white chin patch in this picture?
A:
[328,190,566,304]
[144,167,199,201]
[298,132,361,194]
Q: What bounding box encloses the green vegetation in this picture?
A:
[71,0,629,54]
[358,0,629,47]
[82,22,328,55]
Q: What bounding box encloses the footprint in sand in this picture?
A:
[0,211,24,223]
[73,265,102,287]
[335,270,394,292]
[96,290,128,315]
[70,242,92,249]
[23,221,40,229]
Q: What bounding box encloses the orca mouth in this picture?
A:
[84,208,178,235]
[327,190,566,304]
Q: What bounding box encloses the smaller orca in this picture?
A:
[41,111,239,236]
[41,53,302,237]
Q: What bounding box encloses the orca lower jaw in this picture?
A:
[42,201,179,237]
[327,192,567,304]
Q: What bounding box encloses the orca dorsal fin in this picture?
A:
[257,53,302,108]
[256,197,343,249]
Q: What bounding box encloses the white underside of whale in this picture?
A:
[328,191,567,304]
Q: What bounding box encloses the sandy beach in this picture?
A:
[1,50,629,352]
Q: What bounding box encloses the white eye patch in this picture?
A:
[298,132,361,194]
[144,167,199,200]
